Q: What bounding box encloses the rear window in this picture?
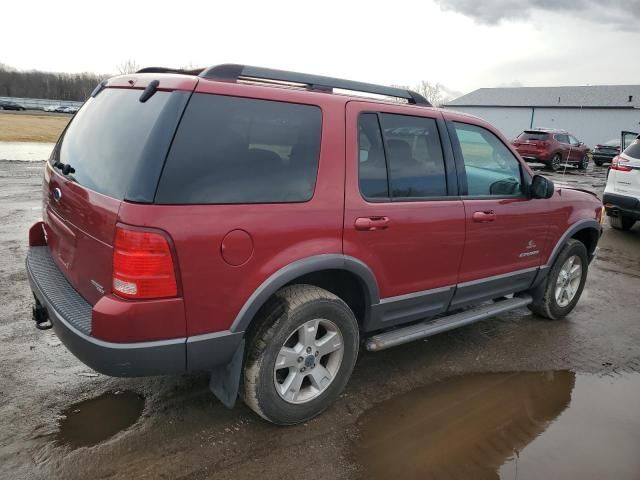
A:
[517,131,549,141]
[54,88,172,199]
[623,140,640,159]
[156,94,321,204]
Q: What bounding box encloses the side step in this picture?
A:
[365,295,532,352]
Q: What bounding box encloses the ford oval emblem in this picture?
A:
[53,188,62,202]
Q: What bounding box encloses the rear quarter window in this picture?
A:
[156,94,322,204]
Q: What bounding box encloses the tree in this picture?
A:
[117,59,140,75]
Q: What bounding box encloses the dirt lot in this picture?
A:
[1,161,639,479]
[0,111,70,142]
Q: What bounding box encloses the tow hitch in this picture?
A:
[33,297,52,330]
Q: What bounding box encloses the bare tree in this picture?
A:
[392,81,450,107]
[117,59,140,75]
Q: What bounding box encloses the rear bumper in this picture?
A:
[592,153,616,162]
[26,246,243,377]
[603,192,640,220]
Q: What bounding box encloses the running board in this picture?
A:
[365,295,532,352]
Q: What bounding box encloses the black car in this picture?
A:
[592,139,620,166]
[0,100,26,111]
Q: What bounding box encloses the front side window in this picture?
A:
[156,94,321,204]
[358,112,447,200]
[454,122,523,197]
[569,135,581,146]
[555,134,570,144]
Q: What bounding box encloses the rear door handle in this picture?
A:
[472,211,497,223]
[355,216,389,231]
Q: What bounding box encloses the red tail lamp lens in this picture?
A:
[112,227,177,299]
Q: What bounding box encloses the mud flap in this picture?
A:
[208,339,245,409]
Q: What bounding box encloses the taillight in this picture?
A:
[610,155,632,172]
[112,226,178,299]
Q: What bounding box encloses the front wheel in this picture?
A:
[528,239,588,320]
[242,285,359,425]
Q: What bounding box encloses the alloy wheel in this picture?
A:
[555,255,583,307]
[273,318,344,404]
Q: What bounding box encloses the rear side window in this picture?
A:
[358,112,447,200]
[156,94,321,204]
[55,88,172,199]
[518,131,548,141]
[623,140,640,159]
[555,134,570,144]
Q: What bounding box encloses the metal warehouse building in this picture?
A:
[443,85,640,146]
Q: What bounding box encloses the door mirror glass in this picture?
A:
[530,175,554,199]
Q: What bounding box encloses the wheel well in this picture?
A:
[283,269,368,326]
[571,228,598,259]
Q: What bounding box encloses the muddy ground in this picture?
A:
[1,160,639,479]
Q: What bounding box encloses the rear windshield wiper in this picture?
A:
[53,161,75,175]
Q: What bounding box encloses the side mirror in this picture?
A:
[530,175,554,199]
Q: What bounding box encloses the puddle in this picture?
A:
[56,391,144,449]
[0,141,54,161]
[353,371,640,479]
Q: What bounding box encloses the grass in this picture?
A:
[0,113,70,142]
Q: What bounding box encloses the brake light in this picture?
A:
[610,155,632,172]
[112,226,178,299]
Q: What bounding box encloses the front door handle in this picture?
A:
[472,211,496,223]
[355,216,389,231]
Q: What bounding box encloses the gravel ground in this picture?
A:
[1,160,639,479]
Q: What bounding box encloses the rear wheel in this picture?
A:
[550,153,561,171]
[528,239,588,320]
[242,285,359,425]
[577,155,589,170]
[609,215,635,231]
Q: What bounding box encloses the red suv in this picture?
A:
[26,65,603,425]
[512,128,590,171]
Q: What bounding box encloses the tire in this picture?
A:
[593,159,603,167]
[242,284,359,425]
[577,155,589,170]
[609,215,635,231]
[528,239,588,320]
[550,153,561,171]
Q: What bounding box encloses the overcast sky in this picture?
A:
[1,0,638,96]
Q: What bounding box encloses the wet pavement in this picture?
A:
[1,160,639,479]
[355,371,640,479]
[0,142,54,161]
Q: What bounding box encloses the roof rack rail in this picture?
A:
[136,67,205,76]
[198,64,432,107]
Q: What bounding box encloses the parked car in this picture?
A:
[54,106,74,113]
[26,65,604,425]
[592,139,620,166]
[0,100,26,111]
[603,132,640,231]
[512,128,590,171]
[44,105,60,112]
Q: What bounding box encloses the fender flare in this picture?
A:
[229,254,380,333]
[545,219,601,268]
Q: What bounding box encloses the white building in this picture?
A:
[443,85,640,146]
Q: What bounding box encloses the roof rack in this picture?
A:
[198,64,432,107]
[136,67,205,76]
